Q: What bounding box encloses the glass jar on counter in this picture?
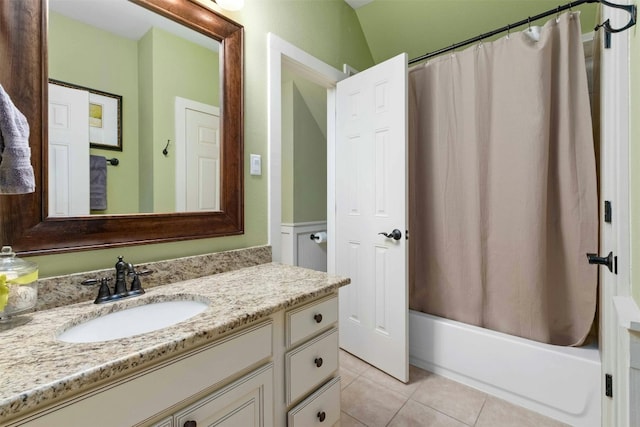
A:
[0,246,38,328]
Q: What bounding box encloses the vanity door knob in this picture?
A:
[314,313,323,323]
[317,411,326,422]
[184,421,197,427]
[314,357,323,368]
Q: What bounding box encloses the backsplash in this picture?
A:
[34,246,272,311]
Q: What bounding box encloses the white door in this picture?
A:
[335,53,408,382]
[48,83,90,217]
[175,98,220,212]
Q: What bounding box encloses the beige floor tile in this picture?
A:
[340,366,359,390]
[360,364,429,397]
[339,349,370,375]
[338,411,367,426]
[410,373,486,425]
[475,397,570,427]
[388,400,469,427]
[341,376,408,427]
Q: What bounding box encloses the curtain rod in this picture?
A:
[408,0,637,65]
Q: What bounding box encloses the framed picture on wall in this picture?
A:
[49,79,123,151]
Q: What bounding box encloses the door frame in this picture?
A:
[599,2,640,426]
[266,33,346,272]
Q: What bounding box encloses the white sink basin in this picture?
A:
[57,300,209,343]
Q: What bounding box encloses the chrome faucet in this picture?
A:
[81,256,152,304]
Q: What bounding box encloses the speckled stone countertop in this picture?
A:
[0,263,349,424]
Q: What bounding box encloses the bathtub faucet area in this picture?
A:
[81,256,153,304]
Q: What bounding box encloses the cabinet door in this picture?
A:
[174,364,274,427]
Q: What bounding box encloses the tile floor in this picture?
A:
[338,350,570,427]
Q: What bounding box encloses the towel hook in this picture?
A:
[162,139,171,157]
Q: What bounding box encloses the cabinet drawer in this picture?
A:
[285,328,338,405]
[286,295,337,348]
[287,376,341,427]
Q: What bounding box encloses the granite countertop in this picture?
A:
[0,263,349,423]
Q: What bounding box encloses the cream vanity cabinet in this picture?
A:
[14,321,274,427]
[284,294,341,426]
[9,293,341,427]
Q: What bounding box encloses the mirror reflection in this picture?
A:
[48,0,222,216]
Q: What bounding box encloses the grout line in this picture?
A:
[472,396,488,426]
[385,400,410,427]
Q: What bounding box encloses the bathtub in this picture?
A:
[409,310,601,427]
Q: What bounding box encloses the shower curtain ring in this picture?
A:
[527,17,531,30]
[557,6,561,21]
[506,24,510,39]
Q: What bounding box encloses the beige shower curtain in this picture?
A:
[408,12,598,346]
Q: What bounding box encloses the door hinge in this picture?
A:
[604,201,612,223]
[605,374,613,398]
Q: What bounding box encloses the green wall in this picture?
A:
[49,12,140,215]
[281,81,328,224]
[293,83,327,223]
[35,1,612,279]
[34,0,373,277]
[355,0,598,63]
[143,27,219,213]
[281,81,295,224]
[630,29,640,306]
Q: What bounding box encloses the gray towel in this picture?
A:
[0,84,35,194]
[90,155,107,210]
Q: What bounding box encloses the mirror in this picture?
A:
[48,0,223,215]
[0,0,244,254]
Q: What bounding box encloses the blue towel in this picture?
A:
[0,84,35,194]
[90,155,107,210]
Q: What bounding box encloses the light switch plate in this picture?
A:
[250,154,262,176]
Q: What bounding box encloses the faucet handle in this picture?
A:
[94,277,113,304]
[126,264,150,295]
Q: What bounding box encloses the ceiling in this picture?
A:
[344,0,374,9]
[49,0,219,51]
[344,0,598,64]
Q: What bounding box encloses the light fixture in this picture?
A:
[215,0,244,11]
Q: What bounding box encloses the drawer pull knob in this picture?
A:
[184,421,197,427]
[317,411,326,422]
[314,313,323,323]
[314,357,323,368]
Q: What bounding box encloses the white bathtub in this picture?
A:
[409,310,601,426]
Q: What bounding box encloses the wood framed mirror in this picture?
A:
[0,0,244,255]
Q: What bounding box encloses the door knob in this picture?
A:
[586,252,615,273]
[379,229,402,240]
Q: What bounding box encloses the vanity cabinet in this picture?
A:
[7,292,341,427]
[284,295,341,426]
[14,321,273,427]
